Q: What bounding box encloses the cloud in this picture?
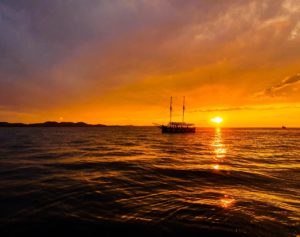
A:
[1,0,300,123]
[191,104,300,113]
[255,73,300,97]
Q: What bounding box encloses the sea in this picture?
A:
[0,127,299,236]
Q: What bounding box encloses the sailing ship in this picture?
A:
[160,97,196,133]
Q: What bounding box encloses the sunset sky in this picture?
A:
[1,0,300,126]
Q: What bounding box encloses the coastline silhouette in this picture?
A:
[0,121,106,127]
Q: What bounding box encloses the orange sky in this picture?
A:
[0,0,300,126]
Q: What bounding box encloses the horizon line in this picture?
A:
[0,121,299,129]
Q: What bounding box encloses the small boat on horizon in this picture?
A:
[282,125,287,129]
[159,97,196,133]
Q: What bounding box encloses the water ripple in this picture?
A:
[0,127,299,236]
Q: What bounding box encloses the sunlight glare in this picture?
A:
[220,195,235,208]
[211,116,223,124]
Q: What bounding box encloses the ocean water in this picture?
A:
[0,127,299,236]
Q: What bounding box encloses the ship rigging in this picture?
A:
[159,96,196,133]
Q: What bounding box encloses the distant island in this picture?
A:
[0,121,108,127]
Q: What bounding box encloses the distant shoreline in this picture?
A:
[0,122,299,128]
[0,121,133,127]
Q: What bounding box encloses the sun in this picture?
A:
[211,116,223,124]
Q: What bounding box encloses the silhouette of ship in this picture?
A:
[160,97,196,133]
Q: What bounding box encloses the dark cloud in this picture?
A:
[0,0,244,109]
[192,104,300,113]
[256,73,300,97]
[274,73,300,89]
[1,0,300,122]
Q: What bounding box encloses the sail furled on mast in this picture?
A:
[182,96,185,123]
[170,96,173,123]
[160,96,195,133]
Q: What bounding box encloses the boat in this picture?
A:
[159,96,196,133]
[282,125,287,129]
[161,122,196,133]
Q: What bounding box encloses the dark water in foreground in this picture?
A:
[0,127,299,236]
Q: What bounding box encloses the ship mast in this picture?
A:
[170,96,173,124]
[182,96,185,123]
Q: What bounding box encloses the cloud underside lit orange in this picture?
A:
[0,1,300,126]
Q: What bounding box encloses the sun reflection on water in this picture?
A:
[220,195,235,208]
[211,129,236,209]
[211,128,227,166]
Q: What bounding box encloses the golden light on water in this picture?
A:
[220,195,235,208]
[211,129,235,210]
[212,128,227,161]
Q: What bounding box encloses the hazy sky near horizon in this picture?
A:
[1,0,300,126]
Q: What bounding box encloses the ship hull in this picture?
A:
[160,125,196,133]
